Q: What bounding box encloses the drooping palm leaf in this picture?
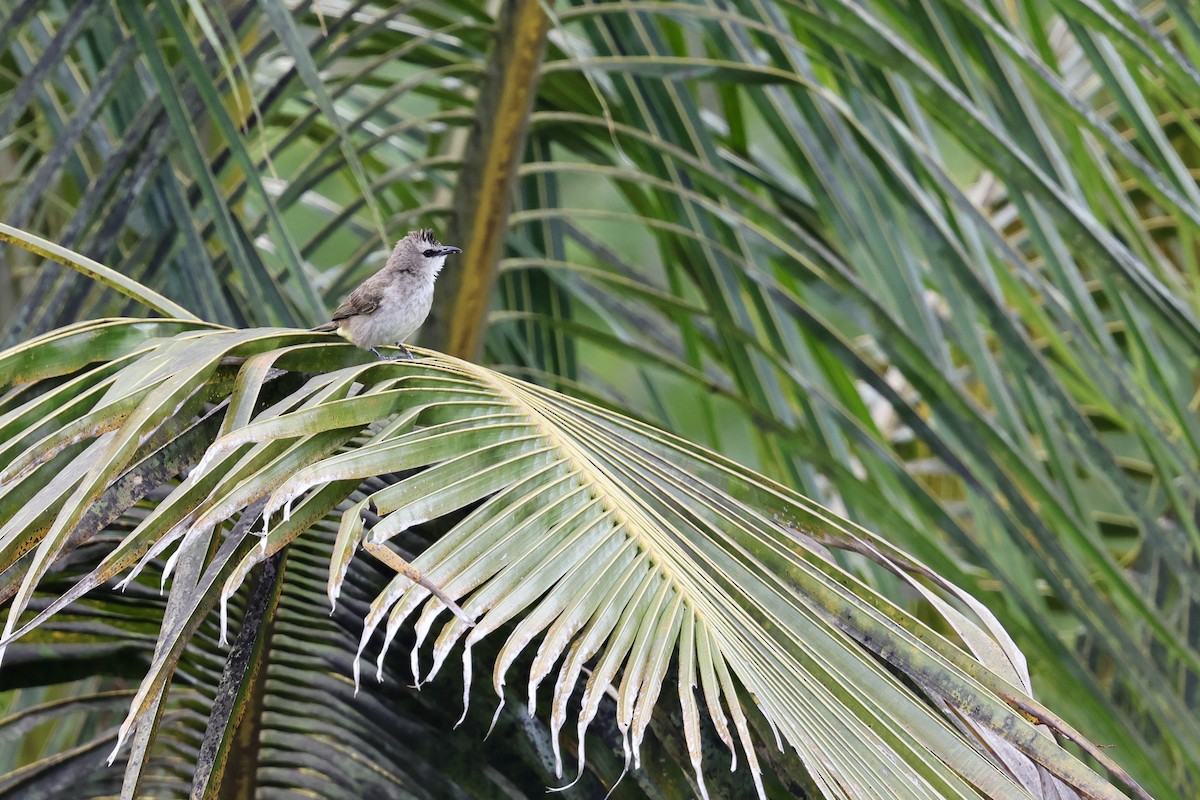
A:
[0,318,1140,799]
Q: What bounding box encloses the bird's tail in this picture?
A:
[312,322,338,332]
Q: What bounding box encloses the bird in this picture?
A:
[313,229,461,360]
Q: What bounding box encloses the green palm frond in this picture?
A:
[0,482,624,799]
[0,320,1138,799]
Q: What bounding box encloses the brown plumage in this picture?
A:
[313,229,461,359]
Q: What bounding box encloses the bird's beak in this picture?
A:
[441,246,462,255]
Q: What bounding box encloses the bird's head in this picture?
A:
[388,228,462,279]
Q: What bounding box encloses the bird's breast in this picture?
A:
[371,281,434,343]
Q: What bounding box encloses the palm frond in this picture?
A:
[0,321,1139,799]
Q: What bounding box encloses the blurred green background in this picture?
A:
[1,0,1199,797]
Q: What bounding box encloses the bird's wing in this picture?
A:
[329,274,384,321]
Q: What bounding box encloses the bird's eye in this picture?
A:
[422,249,436,257]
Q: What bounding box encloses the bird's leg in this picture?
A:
[370,343,415,361]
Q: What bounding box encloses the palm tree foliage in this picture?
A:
[0,0,1197,797]
[0,318,1135,799]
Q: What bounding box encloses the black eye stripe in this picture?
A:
[422,249,435,257]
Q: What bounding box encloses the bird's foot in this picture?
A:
[371,344,416,361]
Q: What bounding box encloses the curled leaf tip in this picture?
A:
[106,737,123,767]
[483,700,504,737]
[546,773,585,794]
